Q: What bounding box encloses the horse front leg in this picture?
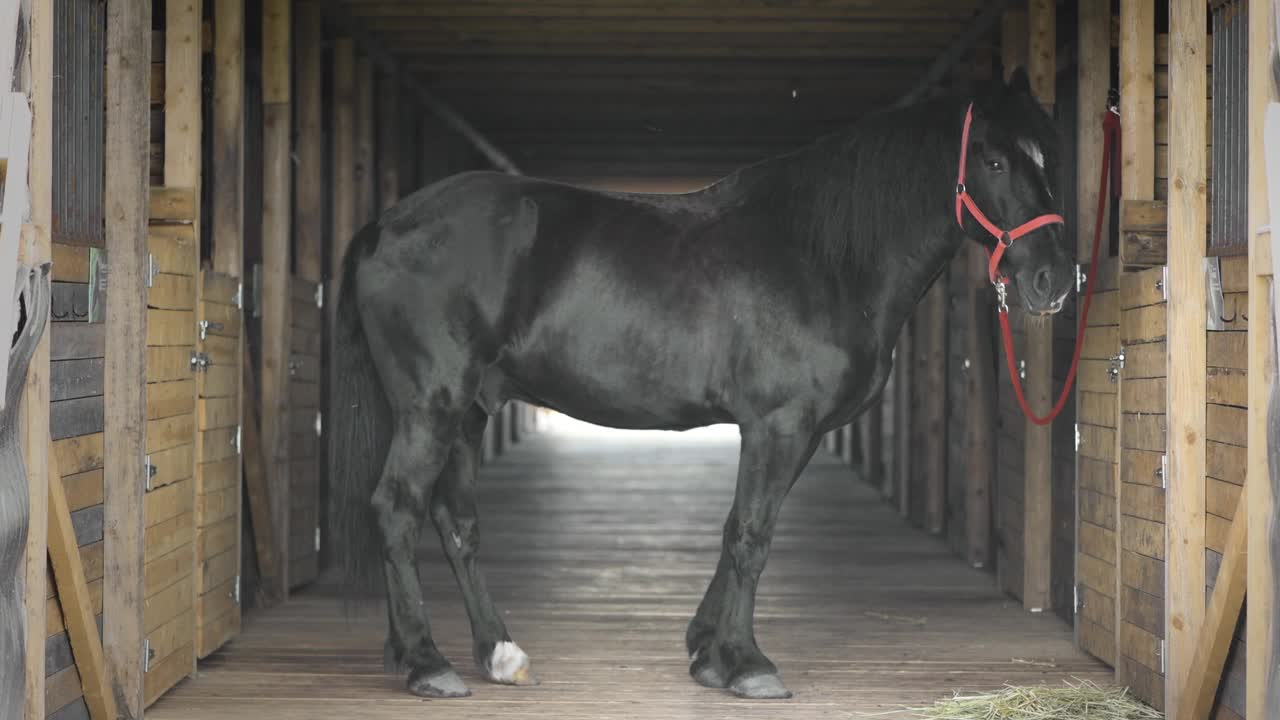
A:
[688,418,819,699]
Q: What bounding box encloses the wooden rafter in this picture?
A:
[322,0,520,174]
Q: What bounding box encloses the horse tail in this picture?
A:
[327,223,391,603]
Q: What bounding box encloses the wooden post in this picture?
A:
[966,245,995,569]
[20,1,52,717]
[895,322,913,518]
[261,0,292,600]
[963,46,997,571]
[1120,0,1155,202]
[103,0,151,714]
[331,37,356,290]
[866,400,883,489]
[166,0,201,189]
[922,279,947,535]
[213,0,244,276]
[1000,6,1027,78]
[166,0,202,676]
[354,54,375,223]
[1076,0,1114,659]
[295,0,323,284]
[1246,0,1279,714]
[1165,0,1208,713]
[1119,0,1155,681]
[378,70,400,210]
[1019,0,1054,612]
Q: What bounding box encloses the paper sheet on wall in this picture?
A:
[0,93,32,412]
[1269,104,1280,366]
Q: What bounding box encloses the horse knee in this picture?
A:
[724,521,772,579]
[373,486,426,558]
[431,499,480,559]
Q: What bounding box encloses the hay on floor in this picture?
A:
[904,679,1163,720]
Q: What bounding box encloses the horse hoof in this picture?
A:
[484,641,539,686]
[689,651,727,689]
[408,668,472,698]
[729,673,792,700]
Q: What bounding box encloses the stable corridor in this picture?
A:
[150,417,1109,719]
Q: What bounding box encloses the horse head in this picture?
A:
[957,67,1074,316]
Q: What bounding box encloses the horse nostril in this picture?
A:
[1033,267,1053,298]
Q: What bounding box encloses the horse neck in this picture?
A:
[856,215,967,346]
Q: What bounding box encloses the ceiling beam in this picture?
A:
[321,0,521,174]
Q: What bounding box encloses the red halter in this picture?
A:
[954,102,1065,290]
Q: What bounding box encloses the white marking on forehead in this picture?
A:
[1017,138,1045,170]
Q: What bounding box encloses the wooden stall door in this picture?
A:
[288,277,322,588]
[1075,259,1120,666]
[143,205,199,706]
[1116,265,1169,711]
[195,269,242,658]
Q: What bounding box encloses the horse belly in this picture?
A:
[500,319,733,431]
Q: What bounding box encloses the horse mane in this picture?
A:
[756,88,1060,275]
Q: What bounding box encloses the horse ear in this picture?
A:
[1006,66,1032,96]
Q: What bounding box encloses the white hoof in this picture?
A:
[486,641,538,686]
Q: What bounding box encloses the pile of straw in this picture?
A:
[903,680,1163,720]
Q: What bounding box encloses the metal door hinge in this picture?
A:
[190,351,211,371]
[1157,266,1169,301]
[1073,584,1080,614]
[1159,639,1166,674]
[198,319,224,340]
[1017,359,1026,380]
[1076,264,1088,293]
[1156,454,1168,488]
[1108,346,1125,383]
[233,425,242,455]
[315,411,322,436]
[143,639,154,672]
[315,527,322,553]
[233,576,241,604]
[315,283,324,308]
[1074,424,1081,452]
[146,254,158,288]
[232,282,243,309]
[144,454,157,492]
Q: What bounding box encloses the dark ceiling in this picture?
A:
[338,0,994,186]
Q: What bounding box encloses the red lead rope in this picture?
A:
[999,109,1121,426]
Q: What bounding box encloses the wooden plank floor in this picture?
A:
[150,417,1111,719]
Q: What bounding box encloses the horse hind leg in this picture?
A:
[374,395,477,699]
[430,403,537,686]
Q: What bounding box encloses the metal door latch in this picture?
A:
[1108,347,1125,383]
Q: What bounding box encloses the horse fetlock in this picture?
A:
[382,637,408,673]
[685,616,717,657]
[482,641,537,686]
[689,649,728,689]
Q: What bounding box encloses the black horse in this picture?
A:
[328,68,1073,701]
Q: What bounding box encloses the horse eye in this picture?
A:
[986,159,1005,172]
